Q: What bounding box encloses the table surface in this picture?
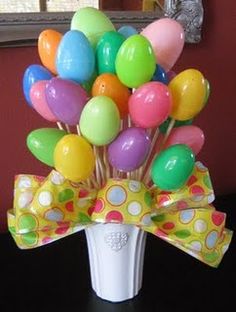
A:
[1,194,235,312]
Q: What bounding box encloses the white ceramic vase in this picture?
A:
[85,223,147,302]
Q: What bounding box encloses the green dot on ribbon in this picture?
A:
[21,232,38,246]
[18,214,37,231]
[144,192,152,207]
[9,226,16,235]
[203,175,212,189]
[58,189,74,203]
[203,251,219,263]
[151,214,166,222]
[174,229,191,239]
[78,212,91,224]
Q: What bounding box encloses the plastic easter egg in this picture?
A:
[163,125,205,155]
[54,134,95,182]
[71,7,115,48]
[108,127,151,172]
[115,35,156,88]
[169,69,206,120]
[23,64,53,107]
[80,95,120,146]
[38,29,62,74]
[30,80,56,122]
[151,144,195,191]
[96,31,125,74]
[27,128,67,166]
[141,18,185,71]
[129,81,172,128]
[118,25,138,38]
[92,73,130,118]
[159,117,193,134]
[204,79,211,106]
[152,64,169,85]
[56,30,95,83]
[45,77,88,126]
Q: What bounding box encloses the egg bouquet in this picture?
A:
[8,7,232,303]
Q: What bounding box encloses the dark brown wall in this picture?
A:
[0,1,235,232]
[101,0,142,10]
[101,0,122,10]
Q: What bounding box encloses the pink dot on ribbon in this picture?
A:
[88,205,95,216]
[190,185,204,195]
[79,189,89,198]
[158,195,171,207]
[65,201,74,212]
[94,199,105,213]
[212,211,225,226]
[105,210,124,223]
[177,200,188,210]
[55,221,70,235]
[162,222,175,230]
[154,229,168,238]
[42,237,53,244]
[187,175,197,186]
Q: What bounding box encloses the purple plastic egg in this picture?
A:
[108,127,151,172]
[46,77,88,125]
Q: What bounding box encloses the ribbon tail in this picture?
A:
[142,206,233,267]
[8,209,91,249]
[153,227,233,267]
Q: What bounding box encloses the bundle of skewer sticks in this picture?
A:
[56,115,176,191]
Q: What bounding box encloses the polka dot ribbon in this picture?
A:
[7,162,233,267]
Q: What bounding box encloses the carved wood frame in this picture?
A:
[0,1,203,47]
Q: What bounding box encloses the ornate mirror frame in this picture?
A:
[0,0,203,47]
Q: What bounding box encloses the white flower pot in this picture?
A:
[85,223,147,302]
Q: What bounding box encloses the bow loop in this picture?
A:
[8,171,97,248]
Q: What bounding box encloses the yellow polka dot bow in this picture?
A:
[8,161,232,267]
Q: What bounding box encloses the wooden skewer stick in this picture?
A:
[135,169,140,181]
[93,146,101,188]
[160,118,175,149]
[57,122,64,130]
[103,146,110,181]
[65,124,71,133]
[126,115,132,179]
[120,119,124,131]
[113,168,118,178]
[149,184,156,192]
[128,115,132,128]
[97,147,105,186]
[86,178,92,189]
[90,173,99,189]
[144,118,176,185]
[76,124,81,136]
[140,128,160,181]
[138,167,143,181]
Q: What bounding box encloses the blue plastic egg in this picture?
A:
[23,64,53,107]
[56,30,95,84]
[118,25,138,38]
[152,64,169,85]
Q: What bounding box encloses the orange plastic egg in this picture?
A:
[38,29,62,75]
[92,73,131,118]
